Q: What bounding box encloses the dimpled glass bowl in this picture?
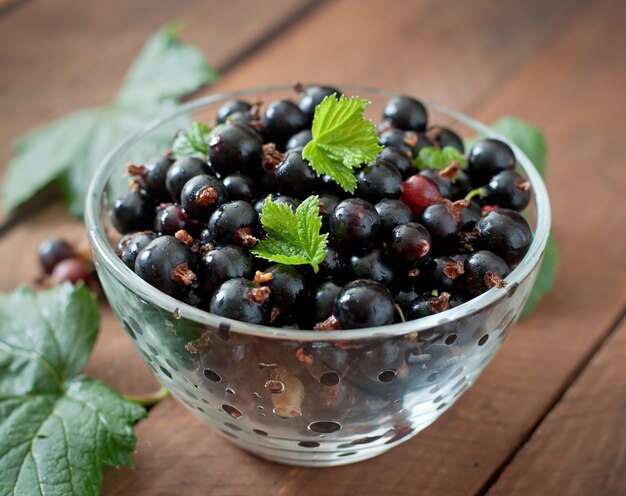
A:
[85,85,550,467]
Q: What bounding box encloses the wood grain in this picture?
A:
[98,0,625,494]
[487,313,626,496]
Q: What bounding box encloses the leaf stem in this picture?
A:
[123,387,169,407]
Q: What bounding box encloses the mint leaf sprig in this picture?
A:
[303,95,382,193]
[172,122,212,158]
[252,195,328,272]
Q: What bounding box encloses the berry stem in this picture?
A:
[124,386,169,407]
[465,187,487,202]
[262,143,285,173]
[314,315,341,331]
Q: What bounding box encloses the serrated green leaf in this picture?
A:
[2,23,216,216]
[491,117,547,176]
[252,195,328,270]
[303,95,382,193]
[521,233,558,319]
[0,283,146,496]
[172,122,211,159]
[415,146,467,170]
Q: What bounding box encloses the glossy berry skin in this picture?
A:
[329,199,381,253]
[318,246,346,280]
[400,174,442,215]
[420,169,453,199]
[222,173,257,202]
[285,129,312,150]
[426,126,464,153]
[209,278,270,325]
[485,170,531,211]
[390,222,433,270]
[165,157,212,200]
[143,156,173,200]
[199,245,254,297]
[52,258,91,285]
[297,85,339,118]
[39,238,75,274]
[318,193,339,231]
[356,159,403,202]
[154,204,192,236]
[468,139,516,184]
[394,289,419,316]
[474,209,532,265]
[426,255,466,293]
[420,202,463,249]
[378,146,416,179]
[461,201,482,231]
[274,150,318,198]
[374,199,413,237]
[311,281,342,324]
[265,264,308,314]
[349,249,396,288]
[382,96,428,131]
[406,293,450,320]
[111,190,155,234]
[333,279,395,329]
[134,236,197,297]
[379,129,414,153]
[216,99,252,124]
[180,175,229,221]
[208,200,259,246]
[117,231,157,269]
[208,124,263,176]
[463,250,510,297]
[262,100,308,150]
[271,195,301,212]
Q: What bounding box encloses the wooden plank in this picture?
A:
[486,312,626,496]
[92,0,626,494]
[0,0,317,224]
[0,0,318,394]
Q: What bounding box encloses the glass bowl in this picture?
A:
[85,85,550,467]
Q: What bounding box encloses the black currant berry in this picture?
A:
[222,173,257,202]
[136,156,173,201]
[463,250,510,296]
[461,201,482,231]
[154,204,193,236]
[329,198,381,253]
[209,278,271,325]
[260,264,308,316]
[426,126,465,153]
[375,199,414,237]
[356,159,403,202]
[484,170,531,211]
[382,95,428,131]
[208,124,263,176]
[254,194,300,214]
[379,129,415,153]
[111,190,155,234]
[285,129,312,150]
[297,85,339,119]
[216,99,252,124]
[474,209,532,265]
[180,175,229,221]
[274,150,318,198]
[208,200,259,247]
[406,292,451,320]
[117,231,157,269]
[199,245,254,297]
[262,100,308,150]
[425,255,466,293]
[378,146,416,179]
[311,281,342,324]
[39,238,75,274]
[318,193,339,231]
[134,236,197,297]
[390,222,433,272]
[468,139,516,184]
[349,249,396,287]
[318,245,347,280]
[420,199,468,250]
[165,157,212,200]
[333,280,395,329]
[400,174,442,215]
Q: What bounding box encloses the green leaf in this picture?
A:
[116,23,217,109]
[0,284,146,496]
[414,146,467,170]
[2,23,216,216]
[490,117,547,176]
[521,233,558,319]
[172,121,212,159]
[252,195,328,271]
[303,95,382,193]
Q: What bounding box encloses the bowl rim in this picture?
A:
[85,84,551,341]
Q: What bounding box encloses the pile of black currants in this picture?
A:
[112,85,533,330]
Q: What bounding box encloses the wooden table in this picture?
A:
[1,0,625,494]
